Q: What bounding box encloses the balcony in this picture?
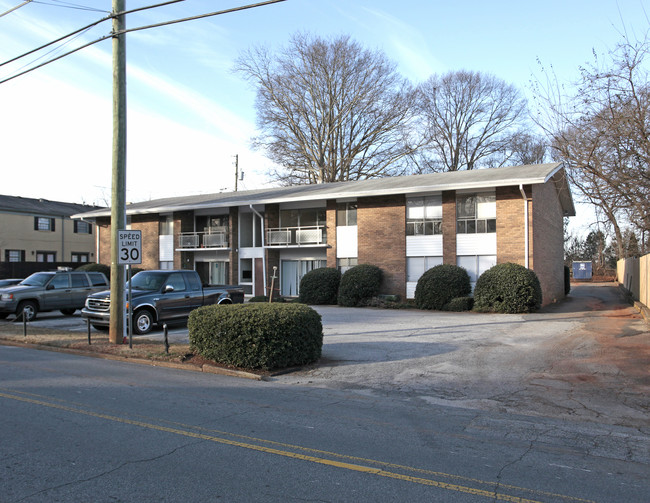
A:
[266,226,326,247]
[178,230,229,249]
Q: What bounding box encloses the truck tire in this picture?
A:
[0,313,8,320]
[91,324,109,331]
[60,309,76,316]
[133,309,154,335]
[17,301,38,321]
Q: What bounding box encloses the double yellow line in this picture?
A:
[0,389,595,503]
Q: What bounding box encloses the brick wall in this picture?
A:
[357,195,406,297]
[442,190,456,264]
[532,174,565,304]
[228,207,238,284]
[496,185,530,266]
[130,214,160,270]
[326,200,337,268]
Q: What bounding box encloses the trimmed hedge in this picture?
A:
[442,296,474,312]
[337,264,383,307]
[473,262,542,313]
[299,267,341,305]
[248,295,286,303]
[414,264,471,310]
[75,263,110,276]
[188,303,323,370]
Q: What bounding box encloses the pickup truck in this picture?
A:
[0,270,110,321]
[81,269,244,335]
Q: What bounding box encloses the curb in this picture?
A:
[633,300,650,325]
[0,339,265,381]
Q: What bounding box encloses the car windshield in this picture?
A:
[20,272,54,286]
[128,272,166,291]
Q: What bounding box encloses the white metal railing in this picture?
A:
[266,225,325,246]
[178,231,228,249]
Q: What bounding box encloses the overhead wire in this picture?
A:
[0,0,287,85]
[0,0,33,18]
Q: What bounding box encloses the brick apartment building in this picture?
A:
[75,163,575,305]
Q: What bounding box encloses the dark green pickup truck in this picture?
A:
[0,270,109,321]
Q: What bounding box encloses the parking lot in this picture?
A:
[1,282,648,428]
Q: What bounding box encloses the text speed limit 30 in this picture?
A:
[118,230,142,265]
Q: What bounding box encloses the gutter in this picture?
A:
[519,185,529,269]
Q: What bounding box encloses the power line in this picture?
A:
[31,0,108,13]
[0,0,33,18]
[0,0,287,85]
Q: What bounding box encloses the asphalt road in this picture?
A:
[1,344,648,502]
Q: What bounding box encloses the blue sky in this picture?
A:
[0,0,648,234]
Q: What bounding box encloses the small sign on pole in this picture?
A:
[118,230,141,348]
[118,230,142,265]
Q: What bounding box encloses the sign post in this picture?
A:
[118,230,142,348]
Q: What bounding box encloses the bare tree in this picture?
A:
[235,33,417,184]
[415,70,528,172]
[532,32,650,256]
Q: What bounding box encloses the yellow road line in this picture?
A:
[0,390,596,503]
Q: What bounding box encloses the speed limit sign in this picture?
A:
[118,230,142,265]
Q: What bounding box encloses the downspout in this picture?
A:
[249,205,267,296]
[519,185,529,269]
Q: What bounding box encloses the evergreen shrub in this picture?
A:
[337,264,383,307]
[75,263,110,277]
[473,262,542,313]
[299,267,340,305]
[414,264,471,310]
[188,303,323,370]
[442,296,474,312]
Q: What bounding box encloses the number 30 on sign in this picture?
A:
[118,230,142,265]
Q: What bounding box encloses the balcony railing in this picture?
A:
[266,225,326,246]
[178,231,228,249]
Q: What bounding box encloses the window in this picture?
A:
[456,193,496,234]
[71,253,89,263]
[280,208,326,228]
[88,273,108,287]
[337,257,358,274]
[36,251,56,262]
[406,256,443,282]
[166,273,186,292]
[159,261,174,270]
[457,255,497,286]
[336,202,357,226]
[159,215,173,235]
[74,221,92,234]
[407,196,442,235]
[71,273,89,288]
[49,274,69,289]
[34,217,55,232]
[5,250,24,262]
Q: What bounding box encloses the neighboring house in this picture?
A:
[75,163,575,305]
[0,195,101,273]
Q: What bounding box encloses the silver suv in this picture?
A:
[0,270,109,321]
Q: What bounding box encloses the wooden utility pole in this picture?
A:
[109,0,127,344]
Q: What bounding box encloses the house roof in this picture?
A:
[74,162,576,219]
[0,194,102,217]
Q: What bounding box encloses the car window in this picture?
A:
[21,272,54,286]
[71,273,89,288]
[184,272,201,291]
[88,273,108,286]
[49,274,70,289]
[166,273,186,292]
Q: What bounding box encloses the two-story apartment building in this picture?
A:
[75,163,575,305]
[0,195,101,275]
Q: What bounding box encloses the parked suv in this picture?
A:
[0,270,109,321]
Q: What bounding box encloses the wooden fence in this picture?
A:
[617,253,649,309]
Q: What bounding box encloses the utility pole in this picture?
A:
[234,154,239,192]
[109,0,126,344]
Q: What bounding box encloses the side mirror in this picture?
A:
[46,284,55,290]
[163,285,174,293]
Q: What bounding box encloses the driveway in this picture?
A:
[2,282,648,428]
[276,283,650,428]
